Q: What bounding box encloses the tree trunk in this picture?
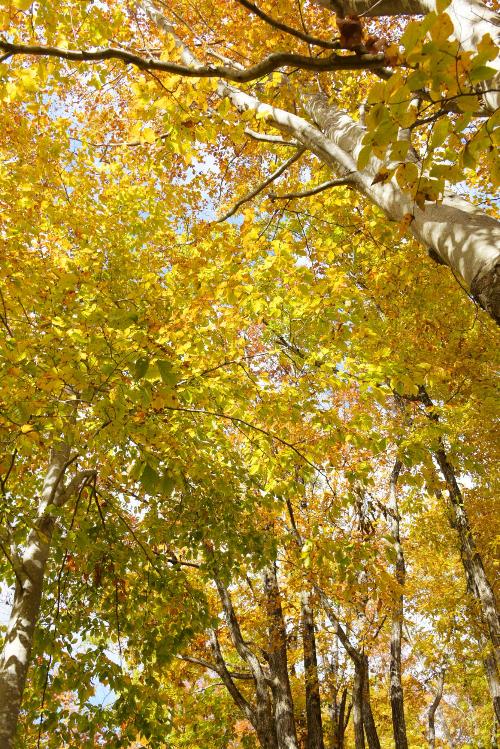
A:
[302,94,500,323]
[484,653,500,730]
[263,564,300,749]
[209,628,278,749]
[329,686,349,749]
[352,665,365,749]
[214,574,278,748]
[301,590,325,749]
[0,445,69,749]
[360,655,381,749]
[387,461,409,749]
[427,671,444,749]
[434,446,500,668]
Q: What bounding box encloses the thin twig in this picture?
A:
[216,147,306,222]
[269,175,354,200]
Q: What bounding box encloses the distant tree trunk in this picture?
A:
[352,665,366,749]
[209,629,278,749]
[403,386,500,721]
[432,443,500,724]
[484,654,500,732]
[263,563,300,749]
[387,461,409,749]
[434,446,500,666]
[328,685,349,749]
[214,573,278,749]
[301,590,325,749]
[427,671,444,749]
[359,655,381,749]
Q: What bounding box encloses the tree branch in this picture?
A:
[315,585,361,665]
[234,0,341,49]
[244,128,299,146]
[208,629,257,722]
[269,175,355,200]
[217,147,306,222]
[0,39,387,83]
[177,653,254,679]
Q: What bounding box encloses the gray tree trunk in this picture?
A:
[427,671,444,749]
[360,655,381,749]
[387,461,409,749]
[263,564,300,749]
[352,665,365,749]
[301,590,325,749]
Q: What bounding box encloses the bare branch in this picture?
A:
[177,653,254,680]
[315,585,361,665]
[244,128,299,146]
[217,147,306,222]
[269,175,355,200]
[234,0,341,49]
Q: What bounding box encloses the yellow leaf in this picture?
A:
[20,424,35,433]
[141,127,156,144]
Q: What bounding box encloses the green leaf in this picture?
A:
[134,357,150,379]
[140,463,159,493]
[469,65,496,83]
[156,359,177,386]
[357,145,371,170]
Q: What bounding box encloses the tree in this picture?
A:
[0,1,498,746]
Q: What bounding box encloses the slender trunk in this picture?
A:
[388,461,409,749]
[434,446,500,672]
[263,564,299,749]
[484,654,500,730]
[214,574,278,748]
[427,671,444,749]
[0,444,69,749]
[209,628,278,749]
[301,590,325,749]
[329,686,349,749]
[408,387,500,719]
[352,664,365,749]
[492,715,499,749]
[360,655,381,749]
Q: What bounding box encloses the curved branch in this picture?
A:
[0,39,387,82]
[217,147,305,221]
[269,175,355,200]
[244,128,299,146]
[234,0,341,49]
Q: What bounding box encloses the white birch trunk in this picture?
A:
[0,446,94,748]
[224,85,500,321]
[302,95,500,322]
[0,445,69,748]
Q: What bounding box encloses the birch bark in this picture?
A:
[0,445,95,749]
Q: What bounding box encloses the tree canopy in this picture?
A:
[0,1,499,748]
